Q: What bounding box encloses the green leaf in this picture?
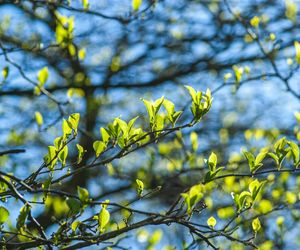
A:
[45,146,58,170]
[172,111,182,126]
[207,216,217,228]
[68,113,80,134]
[37,66,49,85]
[208,152,217,172]
[232,65,243,84]
[190,132,198,152]
[268,152,279,165]
[238,191,252,210]
[16,204,30,229]
[98,207,110,232]
[35,111,43,127]
[295,41,300,64]
[67,198,81,215]
[153,96,165,115]
[82,0,89,10]
[77,186,89,204]
[100,127,110,145]
[243,151,255,172]
[0,206,9,224]
[163,99,175,117]
[274,137,287,153]
[254,151,267,167]
[252,218,261,233]
[288,141,300,166]
[58,145,68,166]
[93,140,106,157]
[2,66,9,79]
[54,136,64,150]
[249,179,265,201]
[62,119,72,139]
[185,85,198,104]
[71,221,80,232]
[132,0,142,11]
[181,184,205,215]
[115,118,128,138]
[76,144,86,164]
[136,179,144,197]
[142,99,154,124]
[149,229,162,245]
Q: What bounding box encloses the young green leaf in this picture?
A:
[132,0,142,11]
[190,132,198,152]
[62,119,72,139]
[71,221,80,232]
[45,146,58,170]
[35,111,43,127]
[67,198,81,215]
[93,140,106,157]
[185,85,198,104]
[252,217,261,233]
[16,204,30,229]
[82,0,89,10]
[77,186,89,204]
[295,41,300,64]
[37,66,49,85]
[100,127,110,145]
[58,145,68,166]
[208,152,217,172]
[68,113,80,134]
[288,141,300,166]
[136,179,144,197]
[98,206,110,232]
[76,144,86,164]
[207,216,217,228]
[0,206,9,224]
[2,66,9,79]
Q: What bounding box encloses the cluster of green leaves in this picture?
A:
[55,12,74,49]
[231,179,265,212]
[44,113,80,170]
[34,66,49,95]
[181,184,205,215]
[204,152,224,182]
[243,137,300,173]
[269,137,300,168]
[93,93,189,157]
[243,150,267,173]
[185,86,212,122]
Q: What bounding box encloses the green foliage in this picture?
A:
[207,216,217,228]
[0,206,9,224]
[67,198,81,216]
[136,179,144,197]
[232,179,265,212]
[82,0,89,10]
[35,111,43,127]
[16,205,30,230]
[142,96,165,131]
[132,0,142,11]
[181,184,205,215]
[243,150,267,173]
[205,152,224,182]
[2,66,9,79]
[98,201,110,232]
[2,2,300,249]
[76,143,86,164]
[77,186,90,205]
[252,218,261,233]
[185,86,212,122]
[93,140,106,157]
